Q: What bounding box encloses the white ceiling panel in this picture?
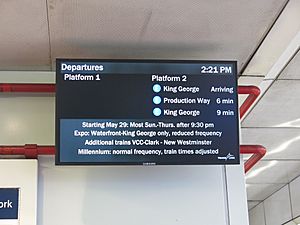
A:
[243,0,300,76]
[249,203,266,225]
[248,201,261,211]
[242,80,300,127]
[0,0,50,70]
[241,128,300,160]
[264,186,292,225]
[246,160,300,184]
[279,50,300,80]
[290,176,300,218]
[238,76,264,86]
[48,0,287,70]
[247,183,285,201]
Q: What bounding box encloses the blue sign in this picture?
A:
[0,188,19,219]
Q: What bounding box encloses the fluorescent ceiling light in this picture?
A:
[246,160,278,179]
[268,135,300,155]
[275,118,300,128]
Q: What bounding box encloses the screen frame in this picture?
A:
[55,58,239,166]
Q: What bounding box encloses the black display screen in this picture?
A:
[56,59,240,165]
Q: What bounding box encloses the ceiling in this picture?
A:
[1,0,300,213]
[0,0,288,71]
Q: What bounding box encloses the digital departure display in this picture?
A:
[56,59,240,165]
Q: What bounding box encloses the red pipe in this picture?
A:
[0,83,55,92]
[238,86,260,119]
[238,86,265,173]
[0,84,260,119]
[0,145,55,159]
[240,145,266,173]
[0,84,265,173]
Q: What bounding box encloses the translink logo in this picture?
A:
[218,153,236,161]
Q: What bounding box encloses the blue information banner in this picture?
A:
[0,188,19,220]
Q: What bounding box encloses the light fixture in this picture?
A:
[246,160,278,179]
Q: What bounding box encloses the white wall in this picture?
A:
[37,156,248,225]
